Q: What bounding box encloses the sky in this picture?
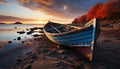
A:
[0,0,107,24]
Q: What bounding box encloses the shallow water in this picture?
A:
[0,24,44,69]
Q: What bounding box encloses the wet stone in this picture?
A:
[23,64,31,69]
[17,31,25,34]
[17,37,21,40]
[13,39,16,40]
[56,50,65,54]
[8,41,12,43]
[21,41,25,43]
[14,27,17,29]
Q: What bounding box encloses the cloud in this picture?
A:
[0,0,8,4]
[17,0,106,18]
[0,15,40,23]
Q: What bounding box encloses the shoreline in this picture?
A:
[0,25,120,69]
[14,27,120,69]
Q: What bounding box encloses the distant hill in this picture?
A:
[14,22,23,24]
[72,0,120,24]
[0,23,5,24]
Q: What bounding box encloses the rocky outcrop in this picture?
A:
[72,0,120,24]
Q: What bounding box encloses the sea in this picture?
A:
[0,24,44,69]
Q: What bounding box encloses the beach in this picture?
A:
[0,0,120,69]
[0,24,120,69]
[15,26,120,69]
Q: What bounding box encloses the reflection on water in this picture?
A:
[0,24,44,69]
[0,24,44,40]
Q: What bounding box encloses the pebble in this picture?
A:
[8,41,12,43]
[17,37,21,40]
[22,64,31,69]
[56,50,65,54]
[21,41,25,43]
[17,31,25,34]
[26,31,33,35]
[14,39,16,40]
[14,27,17,29]
[32,34,41,37]
[53,61,61,64]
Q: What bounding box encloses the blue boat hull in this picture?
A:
[43,18,100,60]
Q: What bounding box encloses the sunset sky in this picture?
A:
[0,0,107,24]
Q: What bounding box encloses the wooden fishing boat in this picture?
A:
[43,18,100,61]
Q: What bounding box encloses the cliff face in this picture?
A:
[72,0,120,24]
[72,15,86,23]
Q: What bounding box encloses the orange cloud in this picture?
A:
[0,15,40,23]
[17,0,83,19]
[17,0,107,19]
[38,0,54,6]
[0,0,8,4]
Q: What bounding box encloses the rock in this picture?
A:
[61,55,67,60]
[21,41,24,43]
[56,44,64,49]
[53,61,61,64]
[26,28,29,31]
[32,34,41,37]
[29,59,34,63]
[17,37,21,40]
[56,50,65,54]
[14,27,17,29]
[17,31,25,34]
[14,39,16,40]
[39,31,44,33]
[8,41,12,43]
[26,31,33,35]
[23,64,31,69]
[54,61,61,67]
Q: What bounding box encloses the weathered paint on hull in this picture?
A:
[43,18,100,61]
[74,46,93,61]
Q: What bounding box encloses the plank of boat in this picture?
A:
[43,18,100,61]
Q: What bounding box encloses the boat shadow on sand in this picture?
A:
[92,28,120,69]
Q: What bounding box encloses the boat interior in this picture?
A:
[45,23,79,33]
[44,19,95,34]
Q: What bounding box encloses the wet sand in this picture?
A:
[0,25,120,69]
[12,26,120,69]
[93,28,120,69]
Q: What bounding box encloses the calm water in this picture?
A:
[0,24,44,69]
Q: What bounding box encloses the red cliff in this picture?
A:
[72,0,120,24]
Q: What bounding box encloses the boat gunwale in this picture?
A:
[44,24,93,36]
